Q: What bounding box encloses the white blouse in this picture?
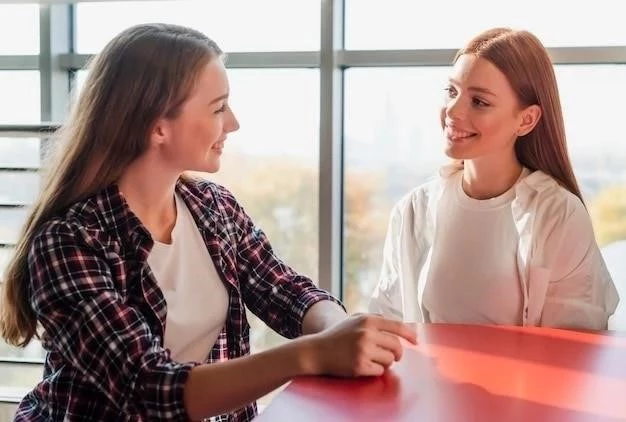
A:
[369,164,619,330]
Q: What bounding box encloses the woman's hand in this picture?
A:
[300,314,417,377]
[184,314,415,418]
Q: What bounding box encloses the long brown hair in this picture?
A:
[0,23,222,346]
[456,27,583,202]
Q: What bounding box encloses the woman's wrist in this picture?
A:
[289,334,324,376]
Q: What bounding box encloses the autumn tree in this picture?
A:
[208,151,390,348]
[590,184,626,247]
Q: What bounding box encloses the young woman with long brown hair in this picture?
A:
[370,28,619,330]
[0,23,415,421]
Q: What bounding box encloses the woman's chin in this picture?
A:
[443,142,480,161]
[444,146,468,160]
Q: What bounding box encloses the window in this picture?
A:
[558,65,626,329]
[0,67,45,406]
[343,67,448,313]
[0,69,41,286]
[0,132,45,405]
[0,5,39,55]
[0,172,39,207]
[75,0,320,54]
[0,70,42,293]
[0,248,14,279]
[0,72,40,124]
[0,135,40,278]
[209,68,320,352]
[0,209,28,251]
[0,138,40,171]
[345,0,626,50]
[342,65,626,315]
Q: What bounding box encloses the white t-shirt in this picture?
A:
[369,165,619,330]
[147,194,229,363]
[422,169,530,325]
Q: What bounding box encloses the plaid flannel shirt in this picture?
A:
[15,177,342,421]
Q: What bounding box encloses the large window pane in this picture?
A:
[343,67,448,313]
[0,323,45,404]
[0,72,40,124]
[343,66,626,324]
[75,0,320,53]
[0,138,40,170]
[346,0,626,50]
[0,248,14,278]
[0,208,28,246]
[209,69,320,353]
[0,155,44,410]
[0,5,39,54]
[0,363,42,389]
[0,172,39,206]
[0,134,43,404]
[557,65,626,330]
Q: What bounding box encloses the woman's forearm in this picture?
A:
[301,300,348,335]
[183,335,316,420]
[184,313,418,420]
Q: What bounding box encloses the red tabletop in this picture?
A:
[256,324,626,422]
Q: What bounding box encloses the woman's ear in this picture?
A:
[517,104,542,137]
[149,117,171,148]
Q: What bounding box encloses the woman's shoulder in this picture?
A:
[35,215,78,241]
[179,176,237,205]
[31,213,107,258]
[391,166,454,216]
[518,170,586,217]
[386,177,443,233]
[517,171,592,240]
[33,185,131,251]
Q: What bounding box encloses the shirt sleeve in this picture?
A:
[539,203,620,330]
[29,220,197,421]
[219,188,344,339]
[369,202,406,320]
[368,187,431,323]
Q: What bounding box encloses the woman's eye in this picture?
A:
[472,97,489,107]
[444,87,457,98]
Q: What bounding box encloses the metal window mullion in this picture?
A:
[0,56,39,71]
[318,0,344,297]
[39,4,72,123]
[338,46,626,67]
[58,51,321,70]
[57,47,626,74]
[39,4,72,187]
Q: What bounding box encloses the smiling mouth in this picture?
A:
[445,127,478,141]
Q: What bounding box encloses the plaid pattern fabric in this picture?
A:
[15,177,341,421]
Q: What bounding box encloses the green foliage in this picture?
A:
[208,152,391,348]
[590,185,626,247]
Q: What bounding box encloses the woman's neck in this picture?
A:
[117,156,179,243]
[462,155,523,200]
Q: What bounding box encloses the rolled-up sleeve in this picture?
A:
[220,189,344,339]
[29,221,196,421]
